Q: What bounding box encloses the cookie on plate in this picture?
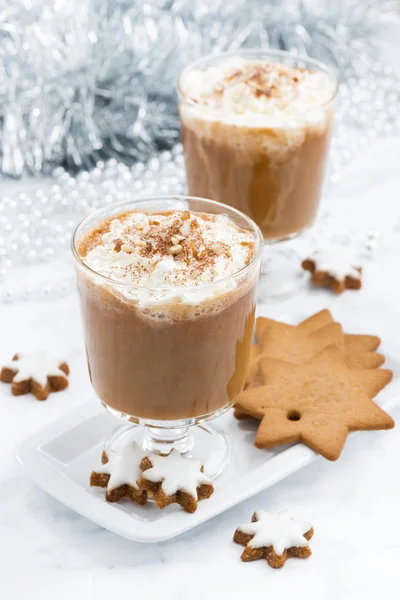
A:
[252,312,384,379]
[90,442,148,505]
[236,346,394,460]
[245,321,344,387]
[138,449,214,513]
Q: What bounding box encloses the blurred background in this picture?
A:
[0,0,399,302]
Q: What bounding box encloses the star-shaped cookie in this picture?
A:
[0,353,69,400]
[234,510,313,568]
[257,309,379,347]
[236,346,394,460]
[90,442,148,504]
[245,321,345,387]
[252,311,384,377]
[302,250,362,293]
[138,449,214,513]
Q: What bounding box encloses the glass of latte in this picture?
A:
[178,49,337,297]
[72,196,262,475]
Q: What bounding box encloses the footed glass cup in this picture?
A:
[72,196,263,476]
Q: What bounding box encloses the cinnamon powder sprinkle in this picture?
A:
[218,62,307,101]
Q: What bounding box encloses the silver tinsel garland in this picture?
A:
[0,0,398,176]
[1,0,400,303]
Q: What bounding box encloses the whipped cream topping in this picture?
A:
[81,210,256,307]
[180,57,335,127]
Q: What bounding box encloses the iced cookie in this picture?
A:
[0,353,69,400]
[234,510,313,568]
[302,250,362,293]
[90,442,148,505]
[138,449,214,513]
[236,346,394,461]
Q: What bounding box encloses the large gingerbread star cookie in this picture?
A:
[246,321,345,387]
[236,346,394,460]
[249,311,384,383]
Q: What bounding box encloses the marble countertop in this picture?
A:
[1,139,400,599]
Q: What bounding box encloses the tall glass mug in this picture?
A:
[72,196,263,475]
[178,49,338,297]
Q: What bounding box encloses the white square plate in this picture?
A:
[16,311,400,543]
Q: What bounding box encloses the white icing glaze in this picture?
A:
[3,353,68,387]
[95,442,146,492]
[180,57,335,129]
[82,210,255,307]
[311,249,362,281]
[238,510,312,556]
[141,449,212,498]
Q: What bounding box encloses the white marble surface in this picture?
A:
[1,139,400,599]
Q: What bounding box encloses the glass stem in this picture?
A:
[143,425,194,455]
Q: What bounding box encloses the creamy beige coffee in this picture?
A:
[179,57,336,240]
[76,208,259,421]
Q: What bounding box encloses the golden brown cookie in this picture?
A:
[302,256,362,293]
[236,346,394,461]
[234,510,313,568]
[257,311,380,349]
[245,321,344,388]
[137,450,214,513]
[253,312,384,377]
[90,444,148,505]
[259,321,345,360]
[0,353,69,400]
[255,310,333,345]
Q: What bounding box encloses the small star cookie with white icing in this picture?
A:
[0,353,69,400]
[90,442,148,505]
[234,510,314,568]
[302,249,362,293]
[137,449,214,513]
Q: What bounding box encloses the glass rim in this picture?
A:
[71,195,264,291]
[177,47,339,113]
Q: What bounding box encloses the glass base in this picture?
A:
[258,244,307,301]
[104,421,232,479]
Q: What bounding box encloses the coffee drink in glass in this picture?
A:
[178,50,337,296]
[72,196,263,473]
